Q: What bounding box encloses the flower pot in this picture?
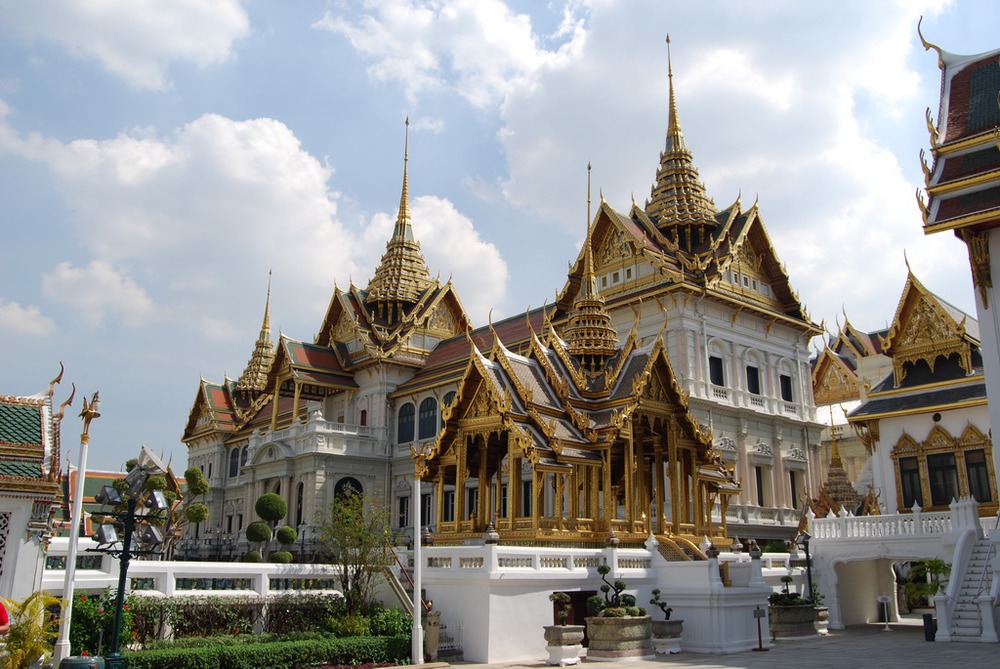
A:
[814,606,829,636]
[585,615,653,661]
[651,618,684,654]
[768,604,818,639]
[543,625,585,666]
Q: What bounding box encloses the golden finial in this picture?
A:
[79,391,101,439]
[925,107,939,148]
[917,16,944,70]
[47,362,64,399]
[915,188,930,224]
[587,162,592,228]
[56,383,76,423]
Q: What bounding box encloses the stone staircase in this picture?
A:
[948,538,994,641]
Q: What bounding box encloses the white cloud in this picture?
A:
[0,300,55,336]
[315,0,587,108]
[42,260,155,328]
[0,0,250,90]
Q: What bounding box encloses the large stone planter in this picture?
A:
[585,615,654,661]
[651,619,684,654]
[768,604,818,639]
[543,624,585,666]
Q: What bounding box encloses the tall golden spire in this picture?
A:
[365,117,434,324]
[645,35,717,250]
[237,271,275,394]
[565,163,619,371]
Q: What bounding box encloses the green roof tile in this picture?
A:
[0,460,43,478]
[0,402,43,445]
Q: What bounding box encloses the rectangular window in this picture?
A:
[612,271,620,283]
[522,480,533,517]
[789,471,798,510]
[780,374,793,402]
[754,466,765,506]
[746,366,761,395]
[625,268,633,279]
[421,493,432,528]
[709,356,725,386]
[467,487,478,519]
[500,484,508,518]
[966,450,993,503]
[899,457,922,509]
[442,490,455,522]
[601,277,608,288]
[397,495,409,528]
[928,453,958,506]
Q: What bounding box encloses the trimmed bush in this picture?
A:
[241,550,262,562]
[270,551,293,564]
[275,525,297,545]
[125,635,410,669]
[255,493,288,523]
[245,521,272,544]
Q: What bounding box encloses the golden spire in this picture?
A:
[565,163,618,370]
[366,117,434,324]
[237,271,275,394]
[645,35,717,249]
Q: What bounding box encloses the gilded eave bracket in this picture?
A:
[960,228,992,310]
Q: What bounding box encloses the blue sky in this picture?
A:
[1,0,995,471]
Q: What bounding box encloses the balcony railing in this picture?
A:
[250,417,389,457]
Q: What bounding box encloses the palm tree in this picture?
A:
[1,591,62,669]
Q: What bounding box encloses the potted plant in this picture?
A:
[584,565,653,660]
[767,575,817,639]
[648,589,683,654]
[543,592,584,666]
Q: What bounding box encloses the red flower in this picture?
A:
[79,596,87,601]
[81,651,89,656]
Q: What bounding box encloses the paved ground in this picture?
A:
[450,620,999,669]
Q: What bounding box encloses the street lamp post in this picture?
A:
[299,524,308,563]
[214,527,223,560]
[92,447,171,669]
[54,388,93,666]
[796,531,814,603]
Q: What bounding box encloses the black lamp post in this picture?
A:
[795,531,814,603]
[91,450,170,669]
[214,527,223,560]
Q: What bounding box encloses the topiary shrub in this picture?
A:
[275,525,297,545]
[255,493,288,523]
[184,502,209,525]
[246,521,272,544]
[271,551,293,564]
[242,550,262,563]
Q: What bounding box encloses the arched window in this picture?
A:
[228,448,240,479]
[296,482,304,527]
[398,403,415,443]
[335,477,363,500]
[360,409,368,426]
[441,391,456,428]
[418,397,438,440]
[241,445,249,467]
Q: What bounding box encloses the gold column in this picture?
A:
[653,433,664,534]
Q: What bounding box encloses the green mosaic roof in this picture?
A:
[0,402,42,445]
[0,460,43,478]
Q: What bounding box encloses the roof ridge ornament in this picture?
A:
[645,35,717,249]
[365,117,434,323]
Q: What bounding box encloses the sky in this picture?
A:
[1,0,996,472]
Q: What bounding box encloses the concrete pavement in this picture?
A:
[450,620,998,669]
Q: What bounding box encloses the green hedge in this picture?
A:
[124,635,411,669]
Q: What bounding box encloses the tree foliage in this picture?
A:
[315,489,393,616]
[276,525,298,546]
[185,502,209,524]
[184,467,210,496]
[1,591,62,669]
[246,521,272,544]
[255,493,288,523]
